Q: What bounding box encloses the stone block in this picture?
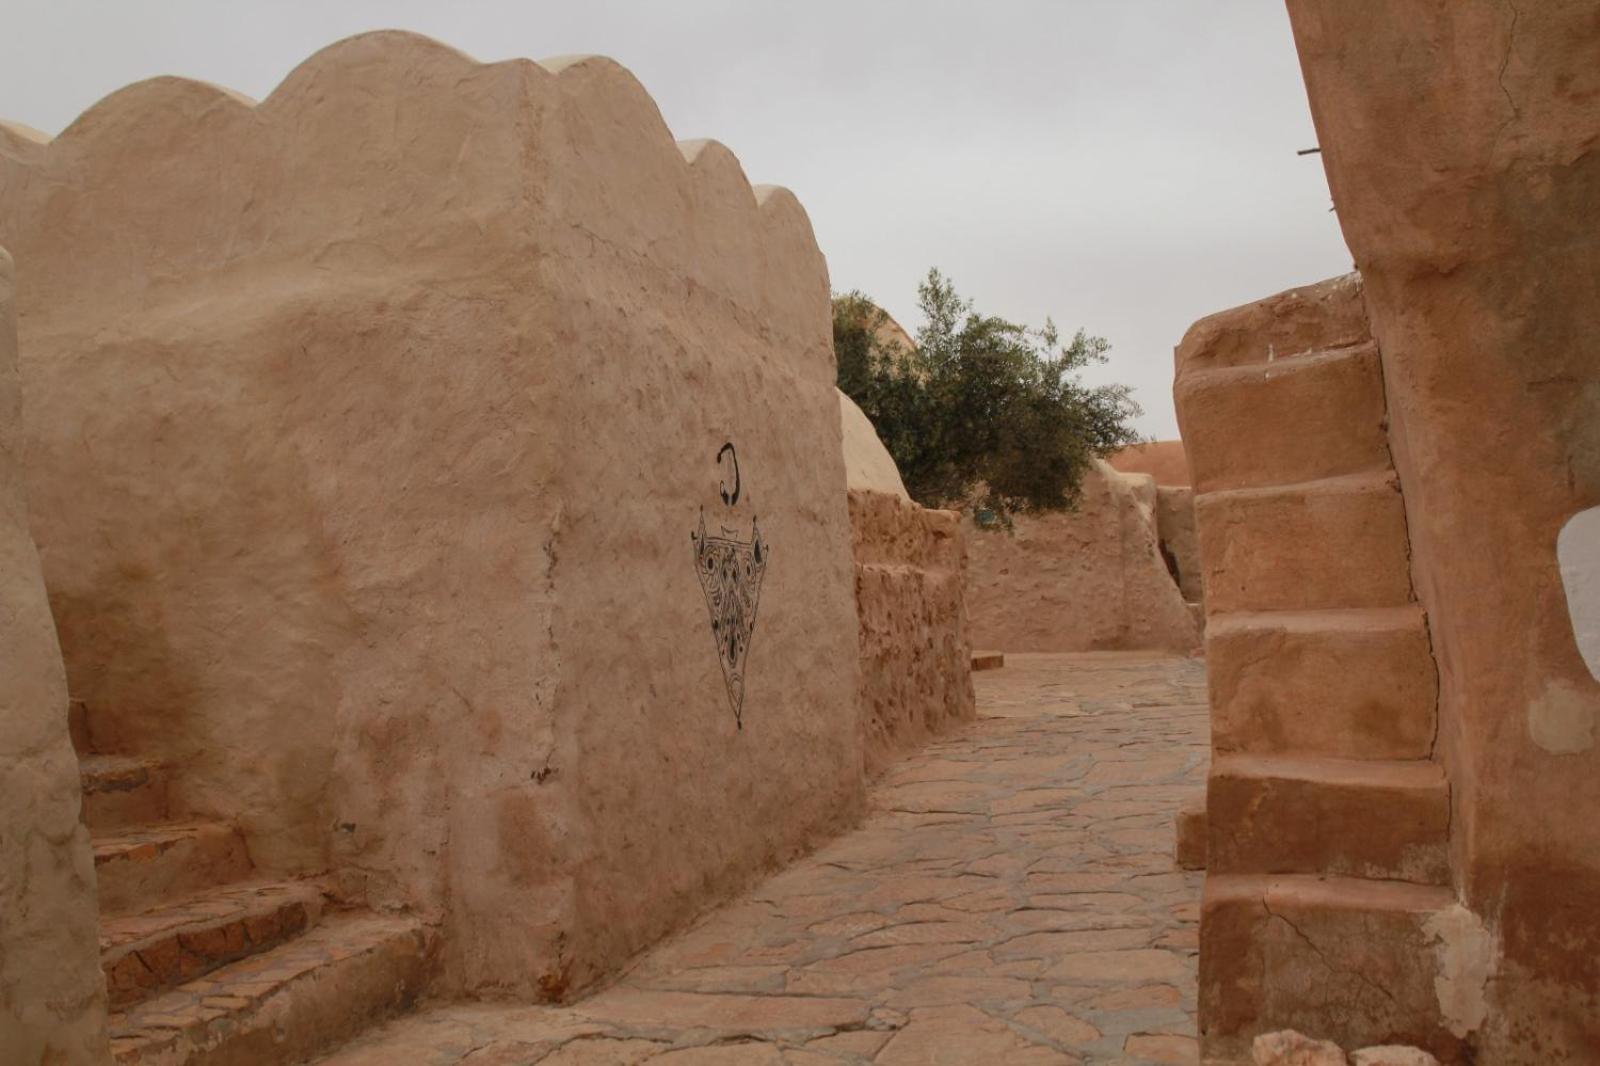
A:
[1196,473,1413,614]
[1207,607,1437,760]
[1177,344,1390,494]
[1201,875,1458,1062]
[1206,755,1449,884]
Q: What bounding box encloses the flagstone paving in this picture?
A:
[317,652,1210,1065]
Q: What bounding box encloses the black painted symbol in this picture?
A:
[691,443,767,729]
[717,442,741,506]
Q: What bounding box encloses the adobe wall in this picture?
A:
[1176,273,1467,1059]
[1289,4,1600,1059]
[963,461,1198,653]
[0,32,862,999]
[1111,440,1203,607]
[1108,439,1191,488]
[840,392,975,776]
[0,248,109,1063]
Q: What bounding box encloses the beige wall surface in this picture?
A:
[0,32,861,998]
[0,247,109,1063]
[1290,3,1600,1058]
[849,489,974,777]
[1108,440,1191,488]
[964,461,1198,653]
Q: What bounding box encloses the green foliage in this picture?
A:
[834,269,1142,517]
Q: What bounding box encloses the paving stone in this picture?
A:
[316,653,1207,1064]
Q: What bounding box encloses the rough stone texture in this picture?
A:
[848,490,975,778]
[0,32,862,1000]
[840,390,974,777]
[0,246,111,1064]
[1288,4,1600,1059]
[1108,440,1192,487]
[315,653,1210,1064]
[964,461,1199,653]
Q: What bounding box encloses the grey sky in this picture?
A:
[0,1,1352,438]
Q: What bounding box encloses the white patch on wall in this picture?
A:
[1558,506,1600,681]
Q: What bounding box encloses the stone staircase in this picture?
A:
[70,700,432,1066]
[1174,275,1459,1056]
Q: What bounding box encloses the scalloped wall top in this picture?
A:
[0,30,827,344]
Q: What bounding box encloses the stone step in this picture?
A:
[94,822,254,918]
[1206,754,1450,884]
[1176,343,1392,494]
[1206,606,1437,760]
[971,651,1005,671]
[1195,472,1414,614]
[108,912,432,1066]
[1200,874,1460,1062]
[101,880,325,1009]
[1174,272,1370,374]
[80,755,170,829]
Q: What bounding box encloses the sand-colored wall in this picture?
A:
[964,461,1198,653]
[1156,486,1202,605]
[1108,440,1191,488]
[0,32,862,999]
[849,490,975,776]
[0,248,109,1063]
[838,390,974,775]
[1289,5,1600,1058]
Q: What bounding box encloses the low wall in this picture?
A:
[0,247,108,1062]
[1108,439,1191,487]
[0,32,862,999]
[849,489,975,776]
[964,461,1198,653]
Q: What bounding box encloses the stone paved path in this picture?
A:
[318,652,1209,1066]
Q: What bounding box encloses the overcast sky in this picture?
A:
[0,1,1352,438]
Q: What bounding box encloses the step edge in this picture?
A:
[1210,753,1447,790]
[1204,873,1457,913]
[100,880,326,958]
[1194,469,1400,505]
[92,821,243,858]
[1206,604,1427,637]
[108,912,430,1039]
[1176,340,1379,390]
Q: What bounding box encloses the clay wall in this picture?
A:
[1108,439,1191,488]
[963,461,1198,653]
[1289,4,1600,1059]
[1176,274,1461,1059]
[0,247,109,1063]
[0,32,862,999]
[839,392,974,776]
[848,491,974,776]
